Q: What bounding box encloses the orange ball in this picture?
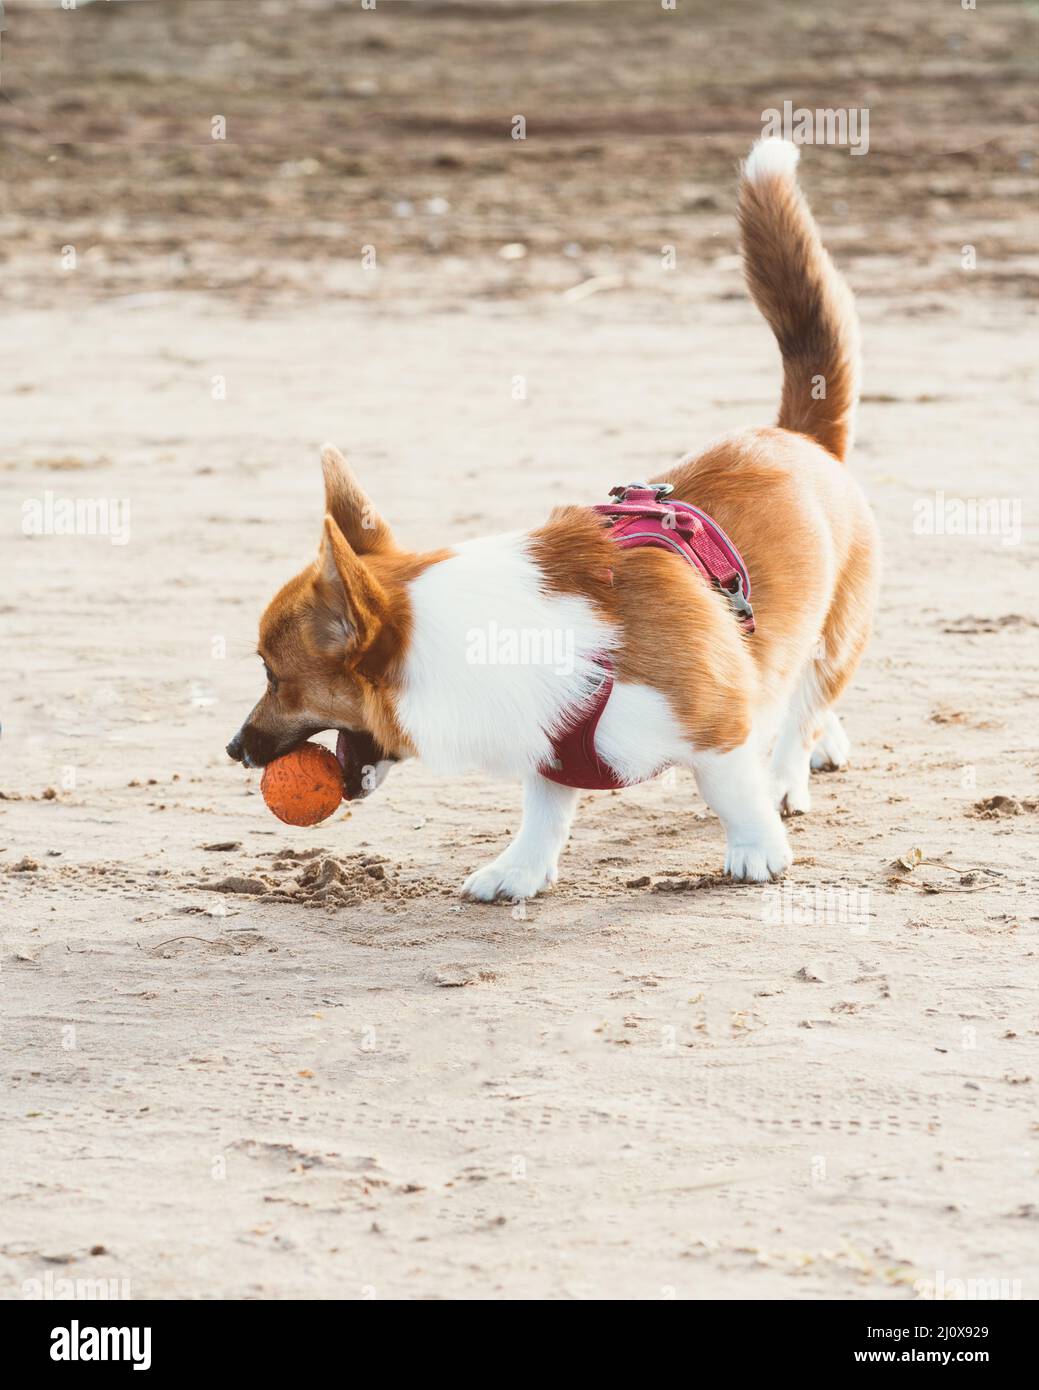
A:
[260,742,344,827]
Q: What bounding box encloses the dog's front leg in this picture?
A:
[461,775,579,902]
[691,739,793,883]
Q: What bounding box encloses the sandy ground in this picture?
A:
[1,0,1037,1301]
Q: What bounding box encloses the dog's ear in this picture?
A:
[315,514,390,665]
[321,444,395,555]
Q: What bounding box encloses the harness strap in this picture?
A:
[596,485,755,634]
[540,660,617,790]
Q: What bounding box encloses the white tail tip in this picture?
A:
[744,138,800,184]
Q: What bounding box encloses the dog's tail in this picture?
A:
[738,139,859,462]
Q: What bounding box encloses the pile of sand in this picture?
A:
[192,846,430,911]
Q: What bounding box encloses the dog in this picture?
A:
[227,138,879,901]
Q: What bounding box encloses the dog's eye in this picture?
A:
[263,662,278,693]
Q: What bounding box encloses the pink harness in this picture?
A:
[540,483,754,791]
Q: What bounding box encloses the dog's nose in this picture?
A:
[226,731,244,762]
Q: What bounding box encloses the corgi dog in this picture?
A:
[227,138,879,901]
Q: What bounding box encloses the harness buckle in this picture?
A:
[609,482,675,502]
[717,573,755,629]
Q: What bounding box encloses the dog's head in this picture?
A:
[225,446,411,797]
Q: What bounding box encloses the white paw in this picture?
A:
[779,786,811,817]
[811,711,850,771]
[725,829,793,882]
[772,769,811,817]
[461,853,558,903]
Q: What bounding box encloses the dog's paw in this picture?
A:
[811,711,851,772]
[778,789,811,817]
[725,830,793,883]
[461,854,558,903]
[772,772,811,817]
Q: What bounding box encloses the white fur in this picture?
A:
[462,776,579,901]
[594,680,693,784]
[396,534,617,778]
[744,137,800,184]
[769,663,822,816]
[691,735,793,882]
[770,660,852,811]
[811,709,851,770]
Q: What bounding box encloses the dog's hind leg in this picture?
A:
[811,708,851,770]
[771,648,861,812]
[461,775,580,902]
[773,535,878,809]
[769,665,824,816]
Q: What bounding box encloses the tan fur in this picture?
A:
[238,449,450,764]
[738,159,859,462]
[321,444,396,555]
[653,429,879,754]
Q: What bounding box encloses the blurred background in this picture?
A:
[1,0,1035,309]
